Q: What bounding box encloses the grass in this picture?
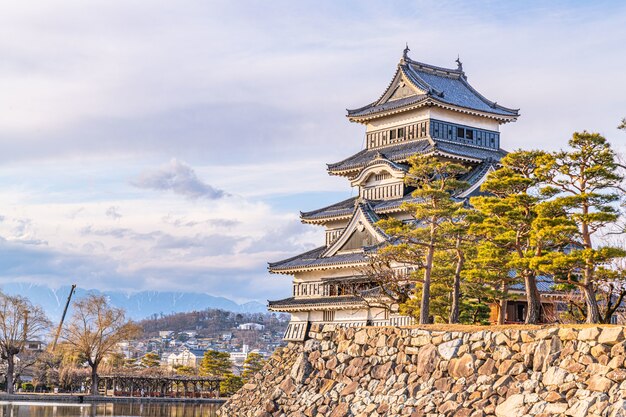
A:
[362,323,626,332]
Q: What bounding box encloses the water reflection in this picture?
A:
[0,402,221,417]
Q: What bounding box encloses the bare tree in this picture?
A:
[61,294,140,395]
[0,292,50,394]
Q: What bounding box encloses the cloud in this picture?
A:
[105,206,122,220]
[161,214,240,229]
[132,159,226,200]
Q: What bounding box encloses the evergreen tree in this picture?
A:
[538,132,625,323]
[464,241,515,324]
[619,118,626,130]
[220,374,243,396]
[199,350,232,377]
[242,353,265,382]
[140,352,161,368]
[174,365,197,376]
[470,150,563,324]
[377,155,469,324]
[442,208,474,324]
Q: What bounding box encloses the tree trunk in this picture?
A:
[420,241,435,325]
[6,354,14,394]
[90,363,99,396]
[524,274,542,324]
[498,280,508,325]
[582,281,600,323]
[449,243,464,324]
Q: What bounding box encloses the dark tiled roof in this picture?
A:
[327,140,432,173]
[327,138,505,174]
[460,160,495,187]
[509,275,558,293]
[300,197,357,221]
[268,295,365,308]
[301,193,420,222]
[347,54,519,119]
[268,246,368,271]
[433,140,506,161]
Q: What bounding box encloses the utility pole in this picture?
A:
[52,284,76,352]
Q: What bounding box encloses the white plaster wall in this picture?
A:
[428,107,500,131]
[365,108,430,131]
[334,309,368,322]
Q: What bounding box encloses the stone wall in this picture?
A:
[219,324,626,417]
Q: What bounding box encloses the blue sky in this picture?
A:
[0,1,624,304]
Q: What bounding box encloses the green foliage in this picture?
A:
[458,298,491,325]
[538,132,625,322]
[376,155,469,324]
[470,150,567,324]
[174,365,197,376]
[220,373,243,397]
[20,383,34,392]
[141,352,161,368]
[242,353,265,382]
[199,350,232,377]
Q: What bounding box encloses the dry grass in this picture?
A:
[363,323,626,332]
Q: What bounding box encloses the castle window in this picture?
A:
[457,127,465,139]
[390,129,396,140]
[466,129,474,140]
[397,127,404,138]
[323,311,335,322]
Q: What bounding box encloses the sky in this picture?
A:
[0,0,625,305]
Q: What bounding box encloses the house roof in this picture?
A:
[347,50,519,121]
[327,139,432,175]
[268,246,368,272]
[303,160,495,224]
[300,193,419,223]
[327,138,506,176]
[268,295,365,309]
[509,275,559,293]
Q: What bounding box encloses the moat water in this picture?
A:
[0,402,221,417]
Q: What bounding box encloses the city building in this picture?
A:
[238,323,265,331]
[268,47,530,340]
[164,347,207,369]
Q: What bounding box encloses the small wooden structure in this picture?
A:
[98,374,222,399]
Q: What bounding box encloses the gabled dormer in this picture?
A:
[322,203,388,258]
[350,155,407,201]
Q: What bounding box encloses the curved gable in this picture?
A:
[322,204,387,258]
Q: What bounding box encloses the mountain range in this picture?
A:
[0,283,268,321]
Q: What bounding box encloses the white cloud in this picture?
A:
[132,159,226,200]
[0,1,624,304]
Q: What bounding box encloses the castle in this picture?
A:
[268,48,520,341]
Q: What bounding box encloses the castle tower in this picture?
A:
[268,49,519,341]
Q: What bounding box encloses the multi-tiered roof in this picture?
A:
[268,48,518,317]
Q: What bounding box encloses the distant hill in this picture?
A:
[0,283,268,321]
[138,308,289,338]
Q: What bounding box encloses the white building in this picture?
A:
[238,323,265,331]
[164,347,206,369]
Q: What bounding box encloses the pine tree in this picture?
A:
[199,350,232,377]
[220,374,243,396]
[538,132,625,323]
[242,353,265,382]
[470,150,562,324]
[377,155,468,324]
[464,240,515,324]
[140,352,161,368]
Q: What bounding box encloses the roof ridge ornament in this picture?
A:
[455,55,463,72]
[403,43,410,60]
